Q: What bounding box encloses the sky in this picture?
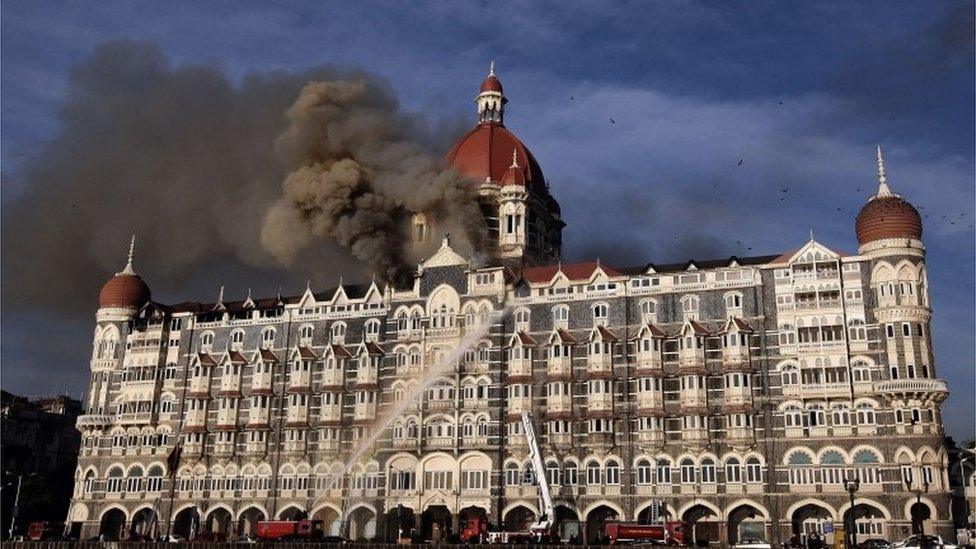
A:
[1,0,973,439]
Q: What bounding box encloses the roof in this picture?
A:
[168,283,374,314]
[521,261,622,284]
[445,123,548,193]
[618,254,782,275]
[855,195,922,245]
[197,353,218,367]
[259,349,279,363]
[480,74,502,93]
[514,331,537,346]
[595,326,619,342]
[99,273,151,309]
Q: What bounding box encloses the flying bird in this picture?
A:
[781,187,789,193]
[610,118,616,125]
[737,159,743,166]
[570,95,575,101]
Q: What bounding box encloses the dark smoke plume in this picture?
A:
[1,40,482,313]
[261,79,486,285]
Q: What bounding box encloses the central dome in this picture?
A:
[445,124,547,189]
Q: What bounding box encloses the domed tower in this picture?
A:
[435,62,564,265]
[856,147,946,434]
[87,236,151,414]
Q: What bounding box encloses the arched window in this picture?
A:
[364,319,381,341]
[605,460,621,485]
[781,365,800,386]
[725,292,743,312]
[787,451,814,485]
[832,404,851,426]
[745,457,762,483]
[546,461,561,486]
[681,295,700,319]
[514,308,531,329]
[299,325,314,345]
[856,403,876,425]
[783,405,803,428]
[592,303,609,326]
[230,330,245,350]
[848,319,867,341]
[854,449,881,484]
[261,328,276,349]
[83,470,96,494]
[106,466,125,492]
[656,459,672,484]
[700,458,716,483]
[505,463,520,486]
[564,462,579,486]
[586,460,601,485]
[680,459,696,483]
[726,458,742,483]
[820,450,845,485]
[640,300,658,323]
[146,465,164,492]
[552,305,569,328]
[331,322,346,344]
[200,332,214,352]
[636,459,652,484]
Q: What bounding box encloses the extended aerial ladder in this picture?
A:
[522,411,556,538]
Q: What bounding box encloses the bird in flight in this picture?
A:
[610,118,616,125]
[737,159,743,166]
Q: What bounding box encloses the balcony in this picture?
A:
[426,436,453,448]
[587,354,613,377]
[247,409,270,426]
[288,370,311,392]
[357,367,378,386]
[875,378,948,399]
[636,430,664,445]
[725,387,752,408]
[245,441,266,455]
[586,393,613,414]
[354,402,377,422]
[853,379,874,395]
[219,376,240,394]
[320,369,344,388]
[682,428,708,447]
[678,355,706,374]
[549,433,572,447]
[636,392,663,414]
[508,396,532,417]
[318,439,341,453]
[427,398,454,412]
[723,349,751,370]
[215,442,235,456]
[509,358,532,380]
[188,377,210,396]
[679,389,707,411]
[250,372,272,394]
[727,427,754,447]
[547,356,572,379]
[547,395,572,415]
[636,352,662,373]
[320,404,342,423]
[77,414,112,428]
[393,438,419,450]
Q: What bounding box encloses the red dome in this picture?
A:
[480,74,503,93]
[855,195,922,245]
[445,124,546,190]
[99,273,151,309]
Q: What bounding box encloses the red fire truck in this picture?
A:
[604,521,687,545]
[255,520,325,541]
[27,521,65,541]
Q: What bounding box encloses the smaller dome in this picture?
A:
[855,195,922,245]
[98,235,151,310]
[500,149,527,186]
[855,146,922,246]
[99,273,151,309]
[480,75,502,93]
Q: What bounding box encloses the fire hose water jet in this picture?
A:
[330,303,511,531]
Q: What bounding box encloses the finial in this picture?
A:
[119,234,137,275]
[809,228,815,242]
[510,148,519,169]
[876,145,892,197]
[305,279,311,292]
[339,275,344,287]
[489,60,495,77]
[442,232,451,248]
[217,285,225,304]
[246,288,252,299]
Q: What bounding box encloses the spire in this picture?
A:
[489,59,495,77]
[510,148,519,169]
[876,145,893,197]
[119,234,137,275]
[477,60,505,125]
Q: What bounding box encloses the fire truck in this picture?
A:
[604,520,687,545]
[485,412,559,544]
[255,519,325,541]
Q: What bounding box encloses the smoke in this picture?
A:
[1,40,483,313]
[260,79,487,285]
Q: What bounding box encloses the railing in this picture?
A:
[875,378,948,394]
[76,414,112,428]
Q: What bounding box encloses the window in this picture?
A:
[701,458,716,483]
[106,467,125,492]
[552,305,569,328]
[886,325,894,338]
[564,462,578,485]
[656,459,672,484]
[331,322,346,344]
[546,462,560,486]
[725,292,742,311]
[681,295,700,319]
[505,463,520,486]
[586,461,601,484]
[146,465,164,492]
[640,300,658,322]
[227,330,244,350]
[605,460,621,485]
[636,459,652,484]
[299,325,314,345]
[514,309,530,329]
[592,303,609,326]
[261,328,275,349]
[746,458,762,483]
[726,458,742,483]
[200,332,214,352]
[680,459,696,483]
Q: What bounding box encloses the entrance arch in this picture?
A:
[238,507,265,537]
[313,505,342,536]
[504,505,536,532]
[346,505,376,541]
[98,508,126,541]
[842,503,888,545]
[130,507,157,539]
[555,505,581,543]
[459,506,487,541]
[791,503,833,545]
[386,504,417,542]
[727,503,768,545]
[204,506,232,537]
[421,504,452,542]
[277,505,306,520]
[682,503,721,546]
[585,504,621,544]
[172,506,200,540]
